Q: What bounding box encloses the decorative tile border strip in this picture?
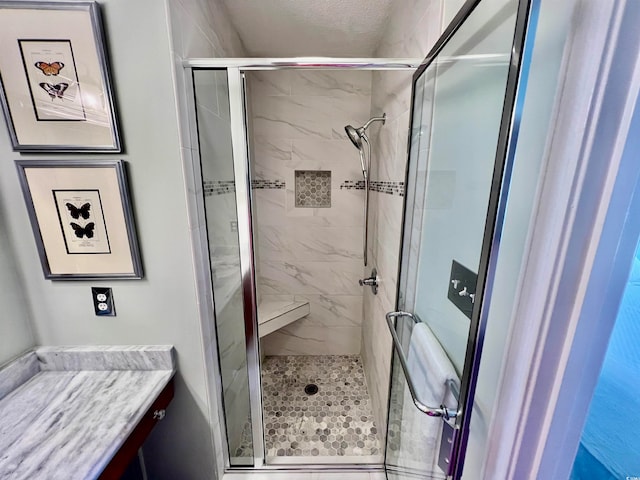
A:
[204,179,287,196]
[204,180,235,196]
[340,180,405,196]
[370,180,405,196]
[207,178,404,196]
[340,180,366,191]
[252,179,286,190]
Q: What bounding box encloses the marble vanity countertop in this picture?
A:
[0,345,176,480]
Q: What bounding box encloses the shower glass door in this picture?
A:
[192,68,257,466]
[385,0,531,478]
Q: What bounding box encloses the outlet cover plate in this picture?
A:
[92,287,115,316]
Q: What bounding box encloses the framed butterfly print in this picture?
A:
[16,160,142,280]
[0,2,121,152]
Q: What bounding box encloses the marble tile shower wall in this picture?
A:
[362,0,451,446]
[248,70,373,356]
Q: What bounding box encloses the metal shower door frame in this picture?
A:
[227,67,265,468]
[392,0,539,478]
[184,59,424,471]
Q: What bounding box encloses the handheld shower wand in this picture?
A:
[344,113,386,266]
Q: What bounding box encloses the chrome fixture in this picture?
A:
[345,114,387,151]
[359,268,379,295]
[184,58,423,70]
[344,114,386,266]
[385,311,459,420]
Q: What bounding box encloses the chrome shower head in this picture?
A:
[344,113,386,151]
[345,124,364,150]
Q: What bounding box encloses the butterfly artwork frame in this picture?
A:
[16,160,142,280]
[0,2,121,152]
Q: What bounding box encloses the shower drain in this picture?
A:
[304,383,319,395]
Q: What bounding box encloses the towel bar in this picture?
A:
[386,311,460,420]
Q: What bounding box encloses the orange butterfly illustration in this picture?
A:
[35,61,64,76]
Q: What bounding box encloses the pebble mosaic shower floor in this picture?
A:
[260,355,381,458]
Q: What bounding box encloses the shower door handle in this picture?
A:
[385,311,459,420]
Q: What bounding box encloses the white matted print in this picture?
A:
[53,189,110,254]
[19,40,85,121]
[17,160,142,280]
[0,2,120,151]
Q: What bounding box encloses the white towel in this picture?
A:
[393,321,459,473]
[407,322,459,410]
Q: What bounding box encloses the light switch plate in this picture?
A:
[91,287,115,316]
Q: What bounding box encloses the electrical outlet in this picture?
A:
[91,287,115,316]
[230,220,238,233]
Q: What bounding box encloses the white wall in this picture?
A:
[480,0,640,476]
[249,70,371,356]
[0,205,35,364]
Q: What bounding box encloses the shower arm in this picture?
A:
[361,115,387,131]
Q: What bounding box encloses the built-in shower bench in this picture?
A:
[258,298,310,338]
[0,345,175,479]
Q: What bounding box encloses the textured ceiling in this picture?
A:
[221,0,395,57]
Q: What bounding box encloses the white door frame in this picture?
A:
[480,0,640,478]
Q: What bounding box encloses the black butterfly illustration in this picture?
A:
[39,82,69,100]
[70,222,95,239]
[35,61,64,76]
[66,202,91,220]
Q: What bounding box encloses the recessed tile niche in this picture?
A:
[295,170,331,208]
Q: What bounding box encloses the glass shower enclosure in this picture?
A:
[188,60,421,469]
[184,0,536,475]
